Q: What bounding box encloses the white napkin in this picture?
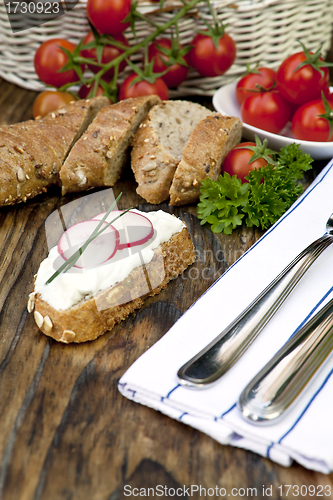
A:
[119,157,333,474]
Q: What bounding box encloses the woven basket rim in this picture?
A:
[0,0,332,95]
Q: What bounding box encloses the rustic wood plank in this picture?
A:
[0,202,230,500]
[0,80,37,125]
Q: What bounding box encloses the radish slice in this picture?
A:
[92,210,154,249]
[58,220,119,269]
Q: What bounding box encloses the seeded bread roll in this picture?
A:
[28,225,195,343]
[169,114,243,206]
[60,95,161,194]
[0,96,109,206]
[130,100,213,204]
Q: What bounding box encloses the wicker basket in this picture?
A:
[0,0,332,97]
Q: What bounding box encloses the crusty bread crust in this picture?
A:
[169,114,242,206]
[60,95,161,194]
[0,97,109,207]
[29,227,195,343]
[131,100,213,204]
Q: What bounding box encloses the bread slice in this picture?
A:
[169,114,242,206]
[130,100,213,204]
[28,212,195,343]
[0,96,109,206]
[60,95,161,194]
[0,142,52,205]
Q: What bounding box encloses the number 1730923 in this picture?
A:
[5,1,62,15]
[278,484,331,497]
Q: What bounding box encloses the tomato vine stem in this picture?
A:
[58,0,204,96]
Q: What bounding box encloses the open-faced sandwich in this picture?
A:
[28,197,195,343]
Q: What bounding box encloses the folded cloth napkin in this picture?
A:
[119,157,333,474]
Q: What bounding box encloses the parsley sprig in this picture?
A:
[197,141,313,234]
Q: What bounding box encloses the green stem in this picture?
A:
[72,0,203,90]
[205,0,219,30]
[45,193,133,284]
[134,10,161,29]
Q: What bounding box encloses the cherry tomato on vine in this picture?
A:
[276,47,330,106]
[222,142,271,183]
[78,84,106,99]
[291,96,333,142]
[87,0,131,36]
[148,38,189,88]
[236,67,277,105]
[81,31,129,81]
[34,39,82,87]
[188,31,236,78]
[118,73,169,100]
[32,91,76,119]
[241,90,292,134]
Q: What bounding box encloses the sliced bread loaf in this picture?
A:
[60,95,161,194]
[0,96,109,206]
[169,114,242,206]
[130,100,213,204]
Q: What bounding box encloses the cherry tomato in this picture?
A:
[78,84,106,99]
[241,91,292,134]
[34,39,82,88]
[87,0,131,36]
[81,31,128,81]
[188,31,236,77]
[277,50,329,106]
[324,86,333,99]
[32,91,76,118]
[148,38,189,88]
[291,97,333,142]
[236,67,277,105]
[118,73,169,101]
[222,142,270,183]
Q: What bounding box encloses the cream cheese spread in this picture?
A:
[34,210,185,311]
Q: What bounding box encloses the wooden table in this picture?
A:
[0,77,332,500]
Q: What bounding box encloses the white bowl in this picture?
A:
[212,81,333,160]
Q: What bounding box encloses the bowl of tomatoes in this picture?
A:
[213,44,333,160]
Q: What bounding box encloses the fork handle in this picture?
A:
[238,297,333,423]
[177,234,333,387]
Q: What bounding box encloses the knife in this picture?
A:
[238,296,333,423]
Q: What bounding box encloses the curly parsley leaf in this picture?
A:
[197,142,313,234]
[197,174,250,234]
[278,143,313,179]
[244,165,290,229]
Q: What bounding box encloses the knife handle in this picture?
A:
[238,297,333,423]
[177,234,333,387]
